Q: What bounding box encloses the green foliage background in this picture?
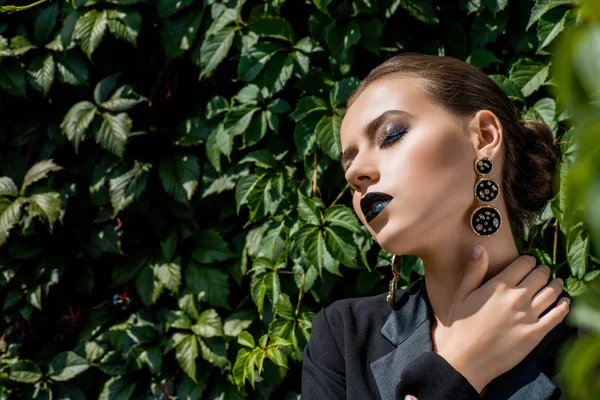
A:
[0,0,599,398]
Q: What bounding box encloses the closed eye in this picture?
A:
[379,125,408,148]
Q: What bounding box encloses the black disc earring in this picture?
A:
[471,157,502,237]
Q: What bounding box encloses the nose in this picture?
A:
[344,152,380,192]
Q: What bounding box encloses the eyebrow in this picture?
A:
[341,109,414,172]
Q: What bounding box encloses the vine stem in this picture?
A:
[553,217,559,266]
[0,0,49,13]
[329,184,349,207]
[296,272,306,317]
[312,153,318,197]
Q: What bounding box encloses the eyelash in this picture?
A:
[379,125,409,148]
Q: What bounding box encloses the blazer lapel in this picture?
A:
[369,276,560,400]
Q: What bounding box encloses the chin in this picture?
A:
[369,218,408,254]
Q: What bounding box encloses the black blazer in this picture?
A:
[301,275,578,400]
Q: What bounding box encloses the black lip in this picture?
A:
[360,192,393,223]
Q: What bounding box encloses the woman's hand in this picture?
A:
[435,244,570,394]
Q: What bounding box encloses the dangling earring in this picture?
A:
[387,254,401,308]
[471,156,502,237]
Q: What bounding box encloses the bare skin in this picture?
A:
[340,77,570,395]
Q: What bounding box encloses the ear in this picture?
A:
[469,110,503,159]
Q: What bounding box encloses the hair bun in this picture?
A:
[513,119,560,220]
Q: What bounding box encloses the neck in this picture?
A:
[419,220,520,328]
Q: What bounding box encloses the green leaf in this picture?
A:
[55,52,89,85]
[27,191,63,224]
[537,8,577,52]
[198,26,236,79]
[263,52,294,94]
[0,60,26,98]
[191,229,236,263]
[331,77,360,108]
[244,111,268,147]
[466,48,502,69]
[27,53,55,96]
[489,74,524,102]
[107,9,141,46]
[21,159,63,195]
[236,174,267,214]
[509,59,550,97]
[161,231,177,262]
[159,154,201,203]
[0,177,18,197]
[74,9,109,58]
[108,161,152,217]
[177,367,209,399]
[258,222,287,261]
[157,0,195,18]
[35,3,60,44]
[60,101,97,153]
[275,293,295,320]
[250,17,295,42]
[224,310,256,337]
[240,150,278,169]
[324,225,357,268]
[98,376,137,400]
[100,85,147,112]
[26,285,42,310]
[162,7,203,58]
[290,96,328,122]
[527,0,574,31]
[238,41,286,82]
[176,334,199,382]
[48,352,90,382]
[324,205,362,233]
[186,263,230,309]
[315,115,342,160]
[193,309,224,338]
[470,11,507,48]
[97,112,132,157]
[297,191,321,225]
[0,199,23,247]
[153,261,181,294]
[567,233,589,279]
[9,361,42,383]
[304,228,340,277]
[86,225,124,258]
[250,271,281,315]
[94,73,121,104]
[167,310,193,329]
[237,331,255,348]
[397,0,439,24]
[266,348,287,368]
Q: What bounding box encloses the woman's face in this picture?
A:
[340,77,492,255]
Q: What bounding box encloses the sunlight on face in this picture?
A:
[339,77,476,255]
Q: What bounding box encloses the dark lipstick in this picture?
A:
[360,192,393,223]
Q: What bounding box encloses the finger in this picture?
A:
[531,296,570,338]
[456,244,489,303]
[517,265,551,298]
[531,278,564,317]
[493,255,537,287]
[405,396,418,400]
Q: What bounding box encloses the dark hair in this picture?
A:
[347,53,561,239]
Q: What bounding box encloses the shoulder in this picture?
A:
[310,288,407,342]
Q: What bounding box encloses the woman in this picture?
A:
[301,53,578,399]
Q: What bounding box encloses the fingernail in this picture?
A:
[473,244,482,259]
[557,277,563,286]
[563,297,570,305]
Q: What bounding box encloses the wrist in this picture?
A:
[436,350,489,395]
